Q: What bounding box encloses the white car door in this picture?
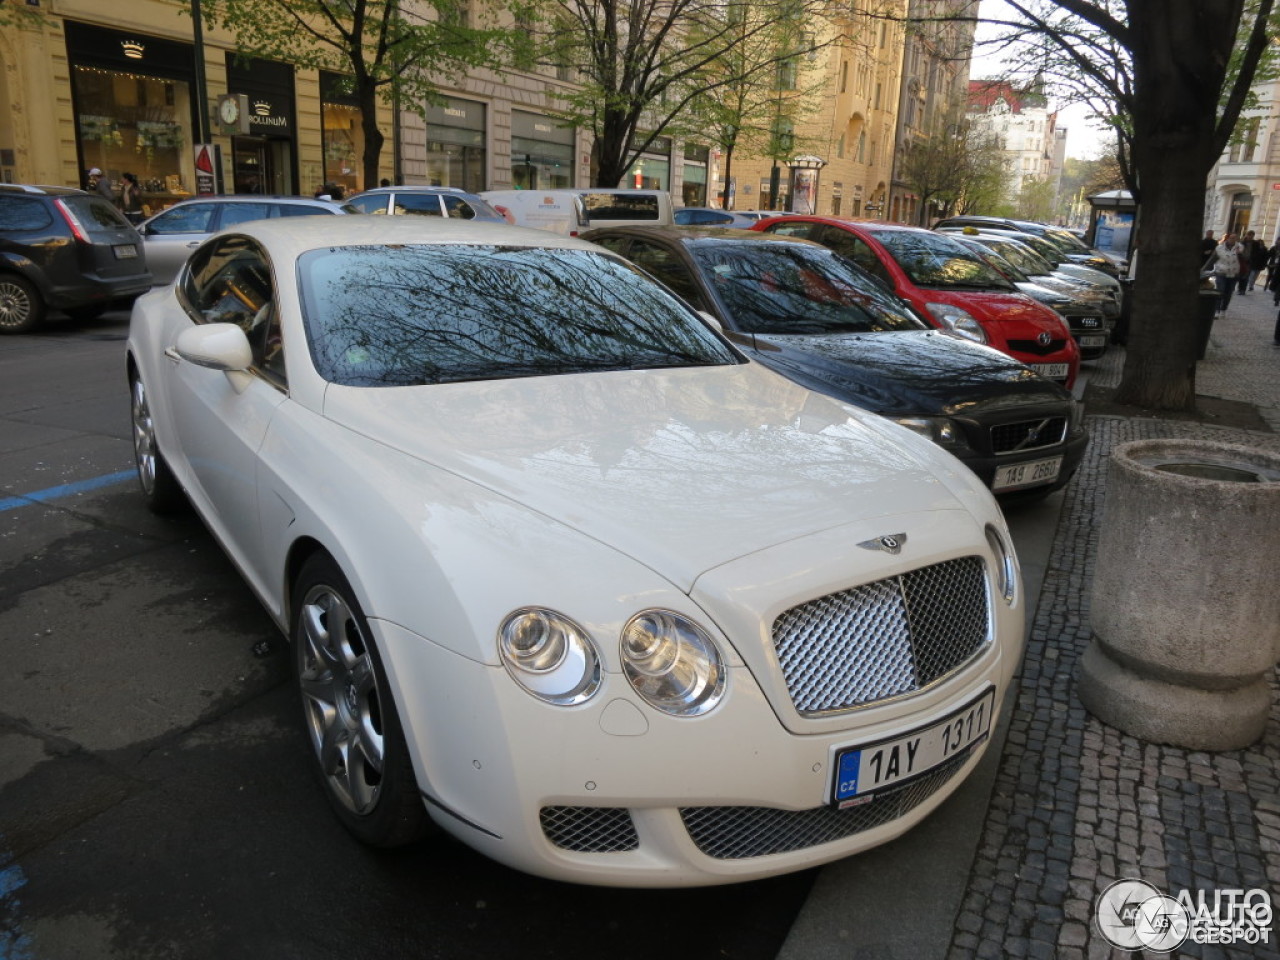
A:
[163,235,287,596]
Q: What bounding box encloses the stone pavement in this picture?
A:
[946,290,1280,959]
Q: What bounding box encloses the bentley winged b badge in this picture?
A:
[857,533,907,555]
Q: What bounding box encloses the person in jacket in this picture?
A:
[1247,230,1270,291]
[1210,233,1244,316]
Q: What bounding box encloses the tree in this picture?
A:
[679,5,826,208]
[968,0,1278,410]
[539,0,832,188]
[193,0,513,189]
[898,113,1009,223]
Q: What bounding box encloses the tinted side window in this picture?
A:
[148,204,217,235]
[628,239,708,309]
[0,197,54,232]
[185,236,272,333]
[219,203,277,228]
[442,196,477,219]
[277,204,336,218]
[395,194,444,216]
[820,227,891,284]
[764,221,815,240]
[63,196,131,229]
[582,193,660,221]
[346,195,387,215]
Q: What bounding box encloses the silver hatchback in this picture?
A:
[138,195,348,285]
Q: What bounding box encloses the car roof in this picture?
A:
[0,184,91,197]
[168,194,339,206]
[583,223,824,248]
[350,185,473,196]
[223,214,607,258]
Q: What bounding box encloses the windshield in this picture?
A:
[966,243,1029,283]
[869,229,1016,291]
[1012,233,1065,265]
[688,241,927,335]
[298,244,739,386]
[979,237,1056,276]
[1046,228,1091,253]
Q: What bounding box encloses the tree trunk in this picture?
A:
[1112,0,1232,411]
[593,109,633,187]
[721,141,736,209]
[360,85,385,193]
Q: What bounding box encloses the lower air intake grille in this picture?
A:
[540,806,639,852]
[771,556,989,715]
[680,752,971,859]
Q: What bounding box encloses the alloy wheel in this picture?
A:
[297,584,385,815]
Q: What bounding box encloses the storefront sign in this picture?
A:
[194,144,217,195]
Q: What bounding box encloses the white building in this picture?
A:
[966,79,1061,207]
[1204,75,1280,244]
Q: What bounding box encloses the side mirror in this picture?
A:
[696,310,723,332]
[175,323,254,392]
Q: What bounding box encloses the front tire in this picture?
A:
[130,373,186,514]
[0,274,45,334]
[292,553,432,847]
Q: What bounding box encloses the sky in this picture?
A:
[972,0,1111,161]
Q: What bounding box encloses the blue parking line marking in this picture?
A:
[0,470,135,513]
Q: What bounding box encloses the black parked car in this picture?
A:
[582,226,1088,501]
[0,184,152,333]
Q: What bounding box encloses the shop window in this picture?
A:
[73,65,194,214]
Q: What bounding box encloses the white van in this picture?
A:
[480,188,674,236]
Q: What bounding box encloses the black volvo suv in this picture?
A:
[0,184,153,333]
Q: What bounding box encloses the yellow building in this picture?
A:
[723,1,907,217]
[0,0,393,212]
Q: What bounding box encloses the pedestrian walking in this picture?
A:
[1236,231,1259,294]
[86,167,113,202]
[118,172,144,225]
[1207,233,1244,316]
[1246,230,1270,290]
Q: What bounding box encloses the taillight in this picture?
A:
[53,198,91,244]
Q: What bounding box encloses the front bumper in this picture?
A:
[374,510,1024,886]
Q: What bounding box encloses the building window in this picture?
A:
[512,111,574,189]
[320,71,364,195]
[777,58,798,91]
[839,61,848,93]
[426,98,487,191]
[682,143,710,205]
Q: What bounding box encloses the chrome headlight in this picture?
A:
[499,608,601,705]
[895,416,966,449]
[985,525,1019,606]
[620,610,726,717]
[925,303,987,344]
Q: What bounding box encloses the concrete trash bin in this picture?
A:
[1077,438,1280,750]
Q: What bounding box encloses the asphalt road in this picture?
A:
[0,307,1065,960]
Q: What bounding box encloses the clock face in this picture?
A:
[220,98,239,124]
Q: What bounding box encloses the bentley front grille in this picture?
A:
[771,556,989,716]
[680,752,971,859]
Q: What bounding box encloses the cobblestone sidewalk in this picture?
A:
[947,314,1280,960]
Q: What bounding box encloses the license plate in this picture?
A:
[113,244,138,259]
[993,455,1062,492]
[831,688,995,808]
[1031,362,1069,379]
[1079,335,1107,347]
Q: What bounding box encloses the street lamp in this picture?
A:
[787,155,826,215]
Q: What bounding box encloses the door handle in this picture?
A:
[164,347,181,363]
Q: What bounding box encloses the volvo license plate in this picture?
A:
[830,688,995,808]
[993,456,1062,492]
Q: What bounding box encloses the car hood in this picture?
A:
[321,362,964,592]
[747,329,1063,416]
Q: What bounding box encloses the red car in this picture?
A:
[753,216,1080,387]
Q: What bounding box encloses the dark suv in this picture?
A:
[0,184,153,333]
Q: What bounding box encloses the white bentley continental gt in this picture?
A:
[126,217,1024,887]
